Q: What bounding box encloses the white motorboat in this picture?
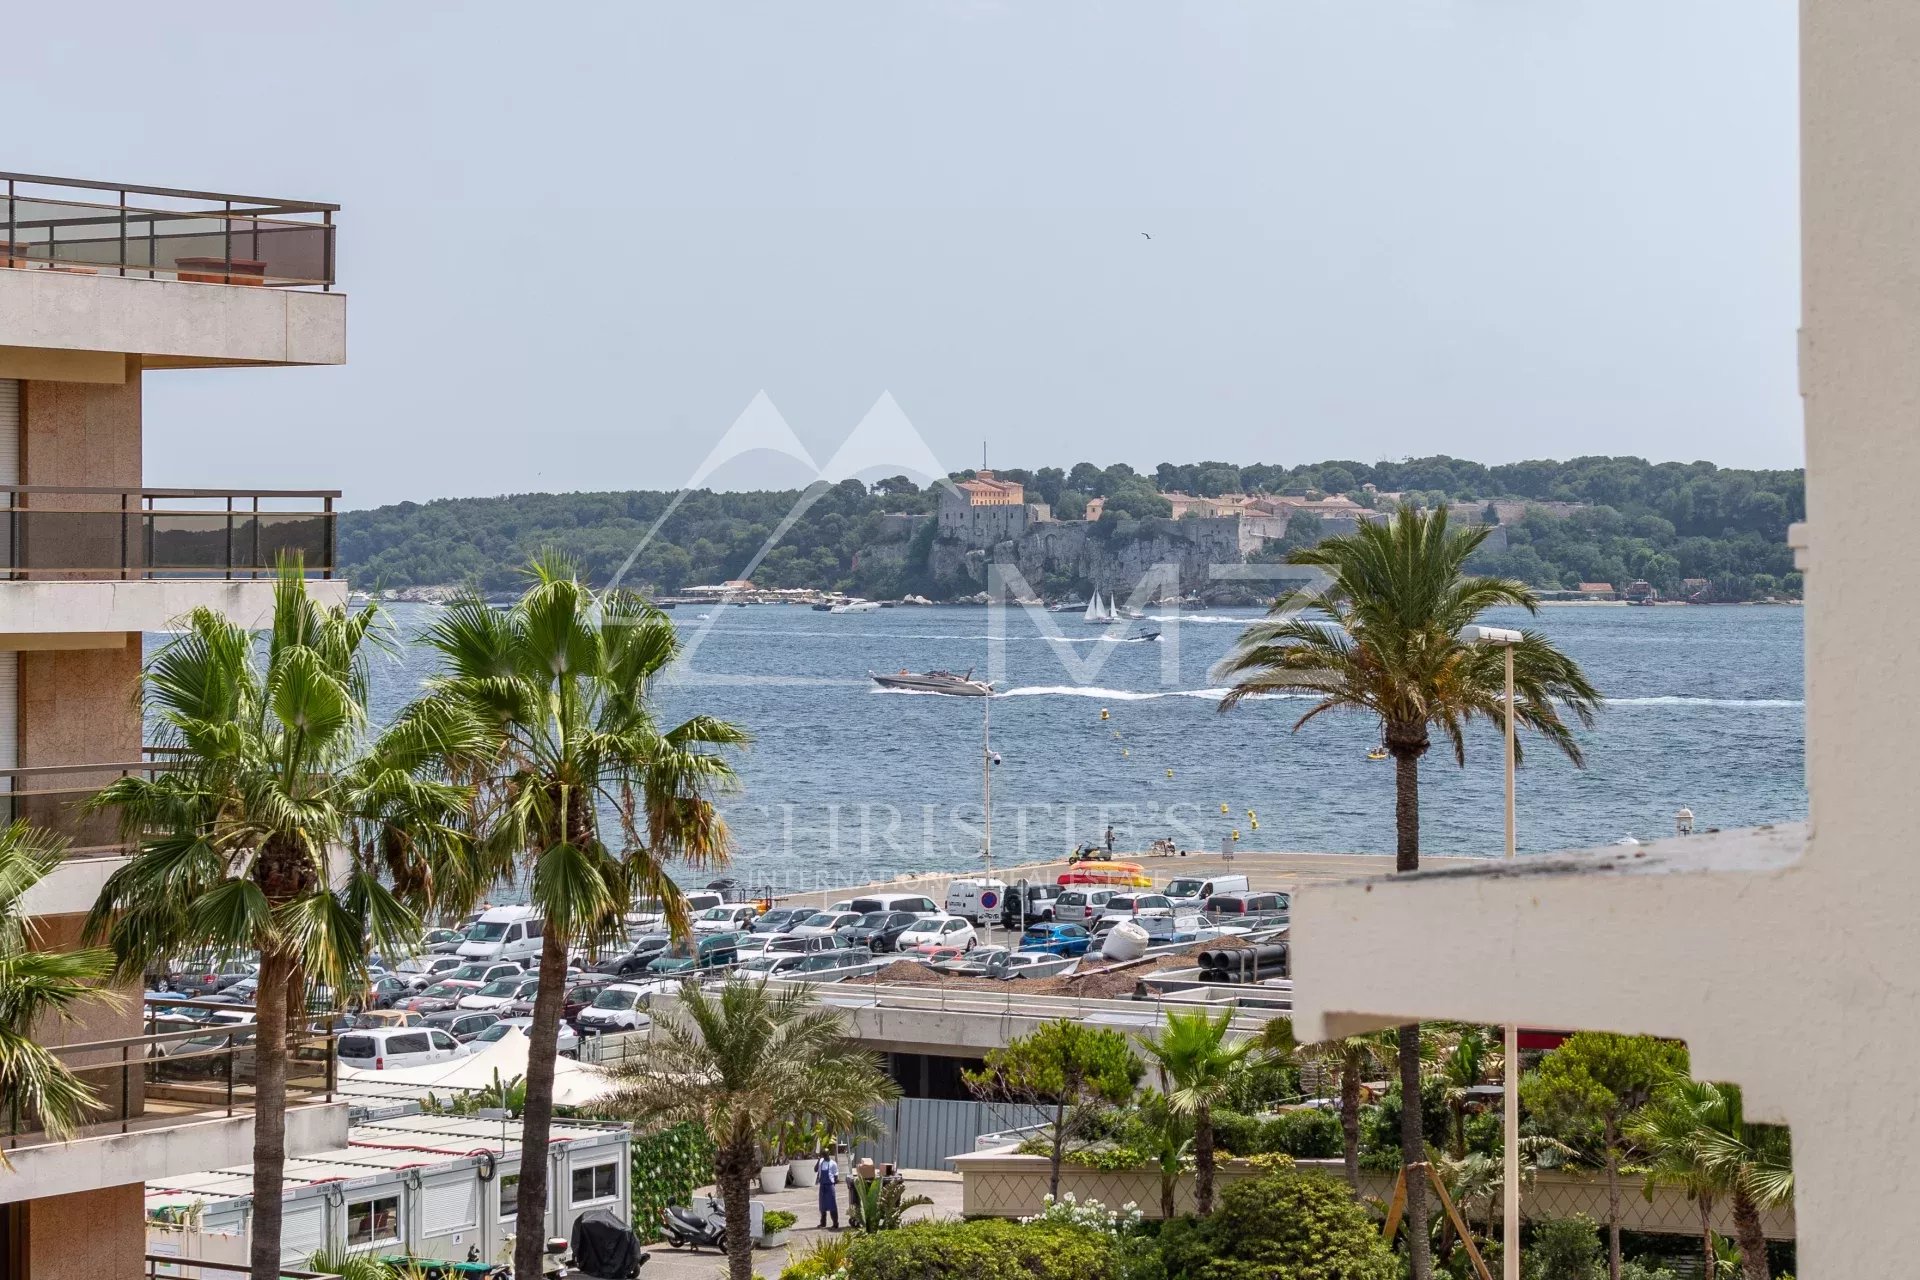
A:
[830,599,883,613]
[869,668,995,696]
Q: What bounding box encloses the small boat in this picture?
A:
[1366,747,1388,762]
[869,668,994,696]
[830,599,883,614]
[1128,629,1160,642]
[1083,592,1114,625]
[810,601,835,611]
[1047,599,1087,613]
[1056,859,1152,888]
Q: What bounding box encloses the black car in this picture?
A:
[593,935,671,976]
[749,907,808,935]
[999,885,1063,929]
[364,974,414,1009]
[424,1009,501,1043]
[842,911,926,953]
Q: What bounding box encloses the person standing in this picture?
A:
[815,1149,841,1230]
[1104,824,1116,853]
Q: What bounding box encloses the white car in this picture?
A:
[1053,889,1119,925]
[691,904,761,935]
[787,910,863,938]
[574,983,655,1034]
[466,1016,578,1058]
[730,933,777,960]
[896,915,979,952]
[393,954,466,990]
[457,974,540,1012]
[337,1026,464,1071]
[730,953,811,985]
[1095,893,1174,921]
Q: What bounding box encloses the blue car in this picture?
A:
[1018,922,1092,957]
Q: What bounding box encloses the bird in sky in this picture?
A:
[1141,231,1151,239]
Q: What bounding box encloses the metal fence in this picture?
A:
[0,486,338,580]
[855,1097,1053,1172]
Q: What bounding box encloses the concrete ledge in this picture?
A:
[21,853,131,918]
[0,270,344,368]
[0,578,349,635]
[0,1101,349,1204]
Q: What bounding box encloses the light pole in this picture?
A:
[1464,624,1522,1280]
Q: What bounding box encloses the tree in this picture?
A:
[1521,1033,1689,1280]
[1156,1168,1398,1280]
[1219,505,1602,1280]
[0,823,116,1142]
[871,474,920,497]
[1135,1085,1194,1219]
[1139,1008,1257,1213]
[405,556,748,1280]
[1628,1076,1792,1280]
[85,565,455,1280]
[1439,1027,1498,1157]
[606,980,897,1280]
[965,1019,1143,1197]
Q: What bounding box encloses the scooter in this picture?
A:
[540,1210,648,1278]
[659,1194,728,1252]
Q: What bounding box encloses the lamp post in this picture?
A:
[1464,624,1522,1280]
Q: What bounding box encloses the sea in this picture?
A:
[346,602,1807,895]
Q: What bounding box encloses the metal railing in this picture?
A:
[2,172,337,290]
[0,756,178,858]
[0,486,338,580]
[3,998,337,1153]
[146,1255,328,1280]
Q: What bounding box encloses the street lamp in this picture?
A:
[1462,624,1523,1280]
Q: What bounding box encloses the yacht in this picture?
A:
[830,599,883,613]
[869,668,994,696]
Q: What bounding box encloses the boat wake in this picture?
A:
[996,684,1307,702]
[1608,696,1802,708]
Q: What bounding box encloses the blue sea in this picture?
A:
[353,603,1807,894]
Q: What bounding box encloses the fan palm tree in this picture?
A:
[1268,1017,1397,1188]
[403,556,747,1280]
[1136,1081,1194,1219]
[1439,1026,1499,1157]
[1628,1076,1791,1280]
[605,980,899,1280]
[1218,504,1601,1280]
[1139,1008,1256,1214]
[0,822,116,1144]
[84,564,464,1280]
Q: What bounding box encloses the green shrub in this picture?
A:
[1618,1263,1679,1280]
[847,1219,1116,1280]
[781,1232,852,1280]
[763,1209,798,1232]
[1256,1109,1342,1159]
[1155,1169,1396,1280]
[1523,1215,1602,1280]
[628,1121,716,1243]
[1209,1110,1261,1157]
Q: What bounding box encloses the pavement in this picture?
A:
[638,1171,963,1279]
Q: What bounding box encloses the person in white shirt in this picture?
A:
[815,1150,841,1230]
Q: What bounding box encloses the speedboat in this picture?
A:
[830,599,882,613]
[1129,629,1160,642]
[869,668,994,696]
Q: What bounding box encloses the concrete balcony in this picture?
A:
[0,486,344,641]
[0,172,343,373]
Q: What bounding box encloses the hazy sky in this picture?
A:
[6,1,1800,508]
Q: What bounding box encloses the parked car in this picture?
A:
[730,953,811,985]
[730,933,777,960]
[421,927,469,954]
[1205,892,1290,918]
[792,947,876,981]
[468,1016,578,1058]
[1018,922,1093,957]
[841,911,926,953]
[574,983,654,1034]
[393,954,466,990]
[748,907,808,934]
[1163,874,1249,911]
[645,933,741,975]
[788,911,863,938]
[999,884,1064,929]
[545,974,618,1024]
[423,1009,501,1043]
[350,1009,426,1030]
[765,933,845,956]
[457,905,545,964]
[458,974,540,1012]
[1095,893,1174,921]
[399,980,482,1014]
[1053,889,1119,925]
[593,935,671,976]
[896,915,979,952]
[361,974,416,1009]
[844,893,938,917]
[336,1026,465,1071]
[988,950,1076,979]
[691,903,761,934]
[176,959,259,998]
[449,961,525,986]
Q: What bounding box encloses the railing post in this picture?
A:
[252,494,261,578]
[324,494,335,579]
[323,210,333,292]
[120,491,129,581]
[223,200,232,281]
[224,495,233,581]
[121,1044,131,1134]
[118,189,127,278]
[225,1041,234,1116]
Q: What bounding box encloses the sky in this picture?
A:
[5,1,1800,509]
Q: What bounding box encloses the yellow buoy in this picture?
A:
[1165,768,1174,779]
[1250,818,1259,830]
[1100,708,1109,721]
[1122,748,1130,758]
[1231,829,1241,841]
[1220,802,1229,814]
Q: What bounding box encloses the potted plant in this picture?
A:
[787,1120,820,1187]
[758,1125,789,1194]
[757,1209,797,1248]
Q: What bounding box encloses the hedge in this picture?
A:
[628,1121,715,1242]
[1156,1169,1396,1280]
[845,1219,1118,1280]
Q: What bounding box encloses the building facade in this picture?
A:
[938,470,1047,548]
[0,173,348,1280]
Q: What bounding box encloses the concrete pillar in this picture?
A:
[23,1183,147,1280]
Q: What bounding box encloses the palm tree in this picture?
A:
[605,980,899,1280]
[1137,1081,1194,1219]
[1628,1077,1791,1280]
[1218,504,1601,1280]
[1139,1008,1256,1214]
[1272,1018,1396,1188]
[84,565,455,1280]
[1439,1026,1498,1157]
[0,822,116,1143]
[404,557,747,1280]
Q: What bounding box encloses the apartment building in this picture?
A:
[0,173,349,1280]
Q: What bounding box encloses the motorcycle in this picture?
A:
[540,1210,647,1279]
[658,1194,728,1252]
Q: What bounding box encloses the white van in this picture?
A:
[1163,873,1250,911]
[943,880,1007,924]
[337,1025,465,1071]
[457,906,544,964]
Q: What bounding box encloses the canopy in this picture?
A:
[338,1026,618,1105]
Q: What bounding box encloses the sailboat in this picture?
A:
[1083,591,1114,624]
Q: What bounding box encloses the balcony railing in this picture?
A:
[0,757,177,858]
[0,487,339,580]
[3,998,338,1154]
[1,172,337,290]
